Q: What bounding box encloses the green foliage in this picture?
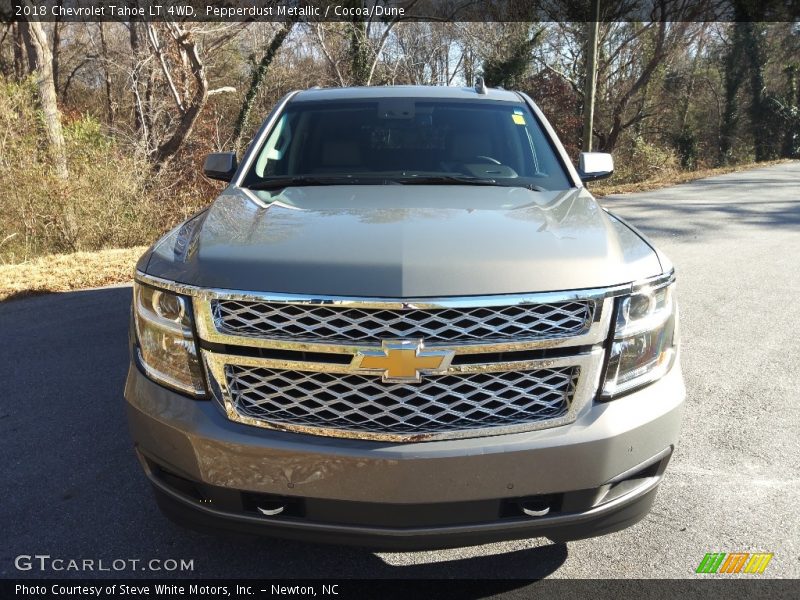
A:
[483,42,531,89]
[674,129,699,170]
[64,115,112,152]
[482,27,543,89]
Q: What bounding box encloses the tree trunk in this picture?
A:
[52,5,62,97]
[463,46,474,87]
[350,19,370,86]
[19,19,35,69]
[13,23,28,79]
[582,0,600,152]
[231,23,293,153]
[99,23,115,128]
[19,17,68,180]
[152,23,209,168]
[782,65,799,158]
[679,26,707,132]
[719,22,746,165]
[745,22,770,161]
[129,18,149,150]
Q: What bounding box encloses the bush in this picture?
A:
[608,135,679,184]
[0,77,211,263]
[674,129,698,170]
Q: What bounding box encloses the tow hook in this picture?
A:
[521,504,550,517]
[257,505,285,516]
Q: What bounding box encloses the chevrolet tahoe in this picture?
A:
[125,83,685,549]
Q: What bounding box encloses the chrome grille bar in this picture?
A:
[211,299,594,344]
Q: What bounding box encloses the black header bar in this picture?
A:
[5,579,800,600]
[2,0,800,23]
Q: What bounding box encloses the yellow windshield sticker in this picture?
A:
[512,113,526,125]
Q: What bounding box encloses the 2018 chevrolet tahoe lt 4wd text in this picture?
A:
[125,83,685,550]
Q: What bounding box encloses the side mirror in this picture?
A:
[578,152,614,182]
[203,152,237,182]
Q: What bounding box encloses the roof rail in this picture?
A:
[474,77,488,95]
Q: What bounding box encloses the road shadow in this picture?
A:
[605,198,800,240]
[0,287,567,584]
[600,166,800,240]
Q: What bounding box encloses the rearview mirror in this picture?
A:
[578,152,614,182]
[203,152,237,182]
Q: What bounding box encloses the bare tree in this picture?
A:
[98,23,116,128]
[310,2,419,87]
[18,14,68,179]
[151,22,209,167]
[128,19,150,149]
[51,8,62,93]
[387,22,475,86]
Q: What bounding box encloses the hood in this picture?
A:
[143,185,663,297]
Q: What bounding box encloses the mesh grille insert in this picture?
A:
[225,365,579,436]
[212,300,594,344]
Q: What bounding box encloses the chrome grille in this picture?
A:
[225,365,579,437]
[211,300,594,343]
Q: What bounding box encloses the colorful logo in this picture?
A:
[696,552,773,574]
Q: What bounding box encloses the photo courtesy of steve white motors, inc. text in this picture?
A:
[15,583,339,597]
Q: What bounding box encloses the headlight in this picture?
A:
[601,278,678,398]
[133,281,206,396]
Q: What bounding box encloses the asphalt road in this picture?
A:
[1,162,798,583]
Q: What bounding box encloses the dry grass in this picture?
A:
[590,159,793,197]
[0,246,146,302]
[0,77,214,264]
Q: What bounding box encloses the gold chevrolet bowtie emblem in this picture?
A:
[351,340,454,383]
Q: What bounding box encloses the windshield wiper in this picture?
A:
[392,175,499,186]
[393,176,549,191]
[522,183,547,192]
[247,175,548,192]
[247,176,375,191]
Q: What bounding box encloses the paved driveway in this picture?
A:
[1,162,798,581]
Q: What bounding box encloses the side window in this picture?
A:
[254,114,292,177]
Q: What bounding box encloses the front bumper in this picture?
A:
[125,360,685,549]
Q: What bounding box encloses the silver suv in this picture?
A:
[126,84,684,549]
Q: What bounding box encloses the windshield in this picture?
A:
[242,98,573,191]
